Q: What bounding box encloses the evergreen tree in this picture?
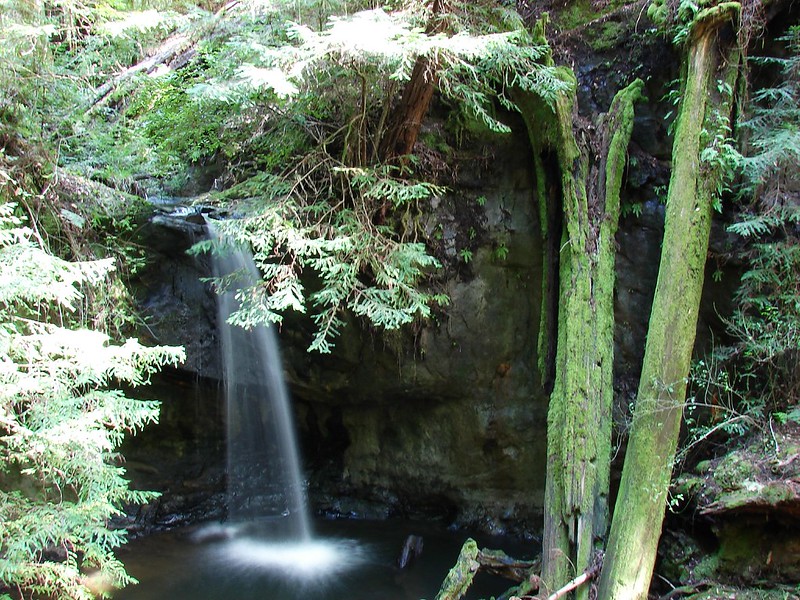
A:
[0,197,184,598]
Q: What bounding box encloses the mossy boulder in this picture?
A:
[672,424,800,586]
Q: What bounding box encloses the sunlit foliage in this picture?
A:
[0,193,184,599]
[171,4,568,351]
[2,1,567,350]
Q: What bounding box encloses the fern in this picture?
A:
[718,27,800,414]
[734,27,800,205]
[727,213,780,238]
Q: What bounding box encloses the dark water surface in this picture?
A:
[115,518,536,600]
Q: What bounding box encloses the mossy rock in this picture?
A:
[683,520,800,589]
[692,554,721,582]
[695,459,713,474]
[709,480,799,513]
[54,169,154,243]
[672,427,800,589]
[714,452,759,491]
[582,19,628,52]
[712,519,800,584]
[692,427,800,516]
[687,584,800,599]
[657,530,705,585]
[551,0,633,31]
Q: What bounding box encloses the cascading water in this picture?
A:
[114,214,530,600]
[206,227,362,578]
[212,236,310,541]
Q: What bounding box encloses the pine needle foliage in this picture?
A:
[269,6,569,131]
[0,199,185,599]
[0,0,205,339]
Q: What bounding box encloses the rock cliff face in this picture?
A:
[128,101,688,534]
[130,123,548,532]
[284,123,550,532]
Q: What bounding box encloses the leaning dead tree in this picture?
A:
[597,3,743,598]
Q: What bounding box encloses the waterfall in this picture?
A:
[210,231,311,542]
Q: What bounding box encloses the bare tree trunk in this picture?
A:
[377,0,446,162]
[596,5,742,598]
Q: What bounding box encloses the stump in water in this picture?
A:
[435,539,480,600]
[398,534,424,569]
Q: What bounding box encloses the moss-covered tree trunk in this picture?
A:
[517,77,644,598]
[596,5,742,599]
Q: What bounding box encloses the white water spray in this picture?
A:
[210,229,311,542]
[206,226,367,579]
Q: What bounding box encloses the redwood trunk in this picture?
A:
[377,57,438,161]
[377,0,445,162]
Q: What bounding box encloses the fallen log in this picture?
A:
[543,567,596,600]
[477,548,540,582]
[434,539,542,600]
[657,581,712,600]
[90,33,194,107]
[89,0,240,109]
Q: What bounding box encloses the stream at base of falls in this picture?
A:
[115,518,536,600]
